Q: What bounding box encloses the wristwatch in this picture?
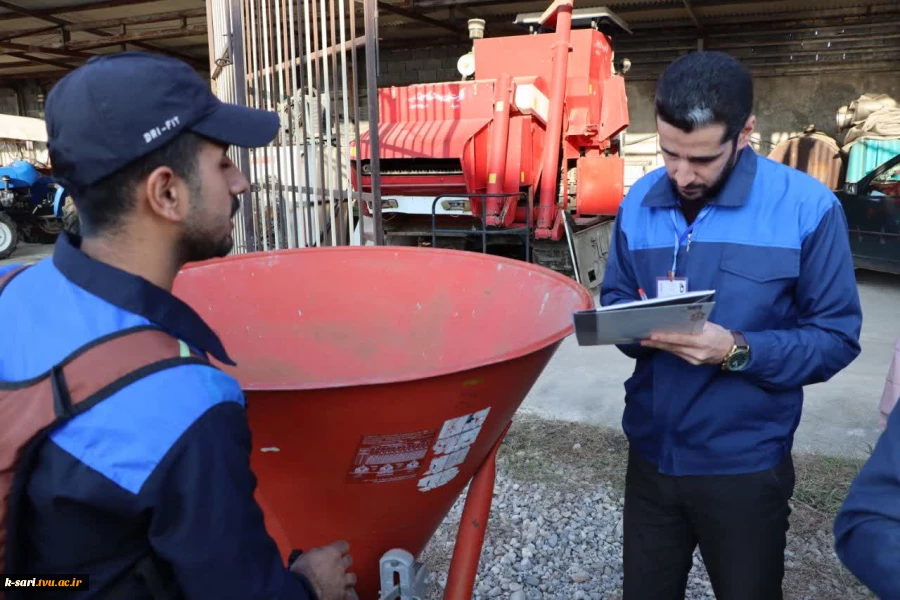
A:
[722,331,751,371]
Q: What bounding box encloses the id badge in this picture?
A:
[657,277,688,298]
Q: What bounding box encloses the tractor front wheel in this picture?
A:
[0,212,18,259]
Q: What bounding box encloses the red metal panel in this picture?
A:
[474,29,602,98]
[355,81,495,160]
[378,174,469,197]
[476,28,614,147]
[576,155,625,216]
[485,73,514,224]
[361,118,491,160]
[598,73,629,142]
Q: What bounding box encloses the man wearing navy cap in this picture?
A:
[0,52,356,599]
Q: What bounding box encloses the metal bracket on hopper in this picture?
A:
[378,549,429,600]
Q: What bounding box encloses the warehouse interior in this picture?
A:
[1,2,900,600]
[2,0,898,193]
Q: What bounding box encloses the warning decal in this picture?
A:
[348,429,436,484]
[418,407,491,493]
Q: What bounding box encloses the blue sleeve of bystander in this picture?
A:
[834,401,900,599]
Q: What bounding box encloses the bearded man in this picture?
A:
[599,51,863,600]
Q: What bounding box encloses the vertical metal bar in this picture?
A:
[481,194,487,254]
[228,0,255,254]
[363,0,383,245]
[261,0,280,250]
[444,421,511,598]
[525,188,532,262]
[329,0,347,245]
[283,0,300,248]
[271,0,288,248]
[303,0,321,246]
[337,0,353,245]
[349,0,364,245]
[255,0,271,251]
[319,0,337,246]
[246,0,264,251]
[536,1,573,236]
[310,0,327,246]
[287,0,307,248]
[294,0,313,247]
[205,0,217,86]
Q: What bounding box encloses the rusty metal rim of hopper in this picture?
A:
[176,246,594,390]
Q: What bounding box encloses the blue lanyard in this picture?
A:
[669,204,712,276]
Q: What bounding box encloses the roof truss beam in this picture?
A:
[66,7,207,32]
[3,51,77,70]
[0,0,205,68]
[376,1,465,35]
[0,40,95,58]
[0,0,163,22]
[58,24,208,52]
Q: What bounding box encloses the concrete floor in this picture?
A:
[0,242,53,267]
[4,242,897,459]
[521,268,900,460]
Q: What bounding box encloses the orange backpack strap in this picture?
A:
[0,325,210,589]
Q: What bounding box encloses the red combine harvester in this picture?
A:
[352,0,632,289]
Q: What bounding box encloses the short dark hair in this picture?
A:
[51,131,204,236]
[654,51,754,142]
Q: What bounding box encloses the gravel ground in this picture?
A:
[416,416,874,600]
[421,473,714,600]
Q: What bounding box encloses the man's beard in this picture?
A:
[672,140,740,204]
[178,195,240,264]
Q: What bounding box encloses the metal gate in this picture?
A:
[205,0,382,253]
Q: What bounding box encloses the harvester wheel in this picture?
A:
[0,212,18,260]
[61,196,80,236]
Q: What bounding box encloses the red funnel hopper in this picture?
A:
[172,247,593,598]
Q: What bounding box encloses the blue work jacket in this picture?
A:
[0,233,317,599]
[600,146,863,476]
[834,401,900,599]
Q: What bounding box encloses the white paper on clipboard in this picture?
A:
[573,290,716,346]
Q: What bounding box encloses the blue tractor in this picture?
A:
[0,160,68,259]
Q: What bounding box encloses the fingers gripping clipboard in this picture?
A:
[573,290,716,346]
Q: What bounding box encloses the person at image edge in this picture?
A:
[0,51,356,600]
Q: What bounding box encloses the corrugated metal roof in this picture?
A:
[0,0,207,79]
[0,0,895,82]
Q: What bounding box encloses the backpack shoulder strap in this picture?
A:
[44,326,209,420]
[0,326,211,587]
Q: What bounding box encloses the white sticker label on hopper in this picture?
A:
[417,408,490,493]
[348,429,436,484]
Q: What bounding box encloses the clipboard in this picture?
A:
[573,290,716,346]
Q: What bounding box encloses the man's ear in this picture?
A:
[143,166,188,223]
[737,115,756,150]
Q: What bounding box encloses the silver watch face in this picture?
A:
[727,349,751,371]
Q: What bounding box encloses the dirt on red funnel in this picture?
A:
[171,246,593,598]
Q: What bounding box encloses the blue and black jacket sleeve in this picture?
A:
[834,403,900,599]
[140,394,318,599]
[601,203,655,359]
[741,193,862,390]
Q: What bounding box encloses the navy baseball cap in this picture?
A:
[45,51,280,189]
